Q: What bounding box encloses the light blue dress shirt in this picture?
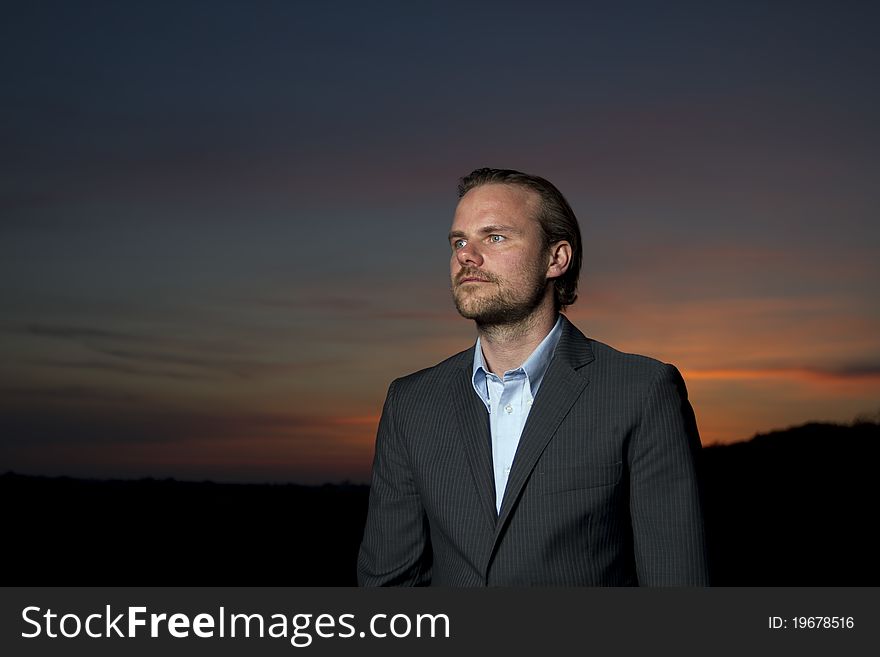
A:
[471,315,564,513]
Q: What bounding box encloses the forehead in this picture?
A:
[451,183,540,230]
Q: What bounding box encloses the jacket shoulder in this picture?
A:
[558,315,672,379]
[581,337,680,389]
[587,338,666,370]
[388,347,472,396]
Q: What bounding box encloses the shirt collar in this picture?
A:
[471,314,564,402]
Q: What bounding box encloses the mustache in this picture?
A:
[455,268,497,285]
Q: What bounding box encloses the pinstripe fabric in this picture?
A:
[357,316,710,586]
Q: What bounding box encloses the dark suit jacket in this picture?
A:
[357,316,709,586]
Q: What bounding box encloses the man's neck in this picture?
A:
[477,305,559,376]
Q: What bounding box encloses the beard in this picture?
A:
[452,261,549,327]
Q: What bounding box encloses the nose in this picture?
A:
[454,241,483,268]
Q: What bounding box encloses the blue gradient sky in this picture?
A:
[2,0,879,483]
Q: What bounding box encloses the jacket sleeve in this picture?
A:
[357,379,432,585]
[629,364,710,586]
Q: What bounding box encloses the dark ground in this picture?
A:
[4,421,878,585]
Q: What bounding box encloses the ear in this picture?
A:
[546,240,572,280]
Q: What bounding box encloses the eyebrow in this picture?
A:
[447,224,521,241]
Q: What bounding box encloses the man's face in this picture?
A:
[449,183,550,325]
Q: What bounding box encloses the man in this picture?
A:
[357,168,709,586]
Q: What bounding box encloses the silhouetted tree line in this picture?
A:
[4,420,878,585]
[701,420,879,585]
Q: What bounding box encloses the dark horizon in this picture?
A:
[1,416,876,487]
[6,419,878,586]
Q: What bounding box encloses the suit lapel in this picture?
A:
[451,354,498,530]
[494,317,595,535]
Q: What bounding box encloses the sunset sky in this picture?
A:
[2,1,878,484]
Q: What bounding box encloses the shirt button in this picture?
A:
[526,398,533,406]
[505,404,513,414]
[504,466,511,475]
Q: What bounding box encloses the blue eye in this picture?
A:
[489,235,505,243]
[453,239,467,249]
